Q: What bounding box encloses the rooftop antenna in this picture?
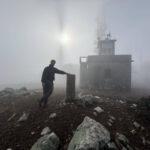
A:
[106,32,111,39]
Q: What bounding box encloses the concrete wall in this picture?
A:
[80,55,132,90]
[80,62,88,88]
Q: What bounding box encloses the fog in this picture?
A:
[0,0,150,90]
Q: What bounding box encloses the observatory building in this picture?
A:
[80,35,132,91]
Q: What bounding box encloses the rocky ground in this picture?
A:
[0,87,150,150]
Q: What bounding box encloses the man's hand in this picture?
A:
[66,73,73,76]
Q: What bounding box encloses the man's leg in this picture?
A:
[39,83,48,107]
[43,83,54,107]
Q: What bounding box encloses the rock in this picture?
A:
[107,122,112,126]
[115,133,133,149]
[116,133,129,145]
[108,118,114,124]
[49,113,57,119]
[41,127,51,136]
[8,113,16,121]
[31,132,60,150]
[141,126,145,131]
[130,129,136,135]
[18,112,29,122]
[122,147,127,150]
[107,142,118,150]
[31,131,35,135]
[77,92,83,98]
[131,104,137,108]
[109,116,116,121]
[76,94,100,107]
[80,94,95,106]
[119,100,125,104]
[93,112,97,116]
[68,116,110,150]
[141,136,146,145]
[108,116,115,125]
[94,96,100,99]
[94,106,104,113]
[133,121,140,129]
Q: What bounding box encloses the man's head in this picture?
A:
[50,59,56,66]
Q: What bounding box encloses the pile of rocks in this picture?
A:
[75,94,103,107]
[0,87,37,97]
[30,116,134,150]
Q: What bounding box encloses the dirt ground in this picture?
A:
[0,88,150,150]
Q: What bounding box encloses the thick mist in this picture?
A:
[0,0,150,90]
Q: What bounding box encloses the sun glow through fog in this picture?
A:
[59,31,71,46]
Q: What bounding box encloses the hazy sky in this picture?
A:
[0,0,150,89]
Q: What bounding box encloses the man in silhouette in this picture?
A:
[39,59,67,108]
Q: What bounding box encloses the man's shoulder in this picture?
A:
[44,66,50,69]
[43,66,49,72]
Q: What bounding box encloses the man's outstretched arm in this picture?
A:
[54,67,67,74]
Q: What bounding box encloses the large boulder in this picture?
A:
[68,116,110,150]
[31,132,60,150]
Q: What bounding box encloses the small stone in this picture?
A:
[108,118,114,124]
[141,126,145,131]
[107,122,112,126]
[94,96,100,99]
[8,113,16,121]
[93,112,97,116]
[116,132,129,145]
[109,115,116,120]
[49,113,57,119]
[132,104,137,107]
[18,112,29,122]
[122,147,127,150]
[31,131,35,135]
[119,100,125,104]
[141,137,146,145]
[133,122,140,129]
[130,129,136,135]
[94,106,104,113]
[41,127,51,135]
[107,142,118,149]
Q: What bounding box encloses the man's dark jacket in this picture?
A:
[41,65,66,83]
